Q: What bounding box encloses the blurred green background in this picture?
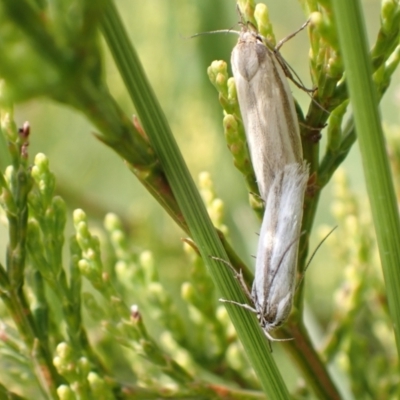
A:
[1,0,399,366]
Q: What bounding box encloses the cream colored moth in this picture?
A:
[221,23,309,341]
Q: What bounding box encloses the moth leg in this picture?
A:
[210,256,253,301]
[272,19,317,94]
[275,18,310,51]
[219,298,257,314]
[274,52,316,93]
[263,330,293,343]
[221,301,293,345]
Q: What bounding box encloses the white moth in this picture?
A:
[209,20,310,340]
[252,162,308,339]
[221,162,308,341]
[231,26,303,201]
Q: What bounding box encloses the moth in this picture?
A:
[231,25,303,201]
[221,162,309,341]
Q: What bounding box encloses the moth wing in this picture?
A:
[231,31,303,200]
[252,162,308,322]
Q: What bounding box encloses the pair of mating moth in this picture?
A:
[221,25,309,341]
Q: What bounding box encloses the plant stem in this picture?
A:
[100,1,291,398]
[331,0,400,357]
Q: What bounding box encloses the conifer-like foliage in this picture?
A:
[0,1,399,399]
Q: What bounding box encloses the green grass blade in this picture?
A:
[100,0,291,398]
[332,0,400,355]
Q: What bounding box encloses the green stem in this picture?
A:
[331,0,400,357]
[283,321,341,400]
[100,1,291,398]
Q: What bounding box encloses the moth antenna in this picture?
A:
[268,230,307,290]
[304,226,338,274]
[235,3,245,24]
[189,29,239,39]
[296,225,338,290]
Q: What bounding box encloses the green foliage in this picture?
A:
[0,0,400,399]
[0,121,262,398]
[321,169,398,398]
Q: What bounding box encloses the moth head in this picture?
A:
[259,317,292,342]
